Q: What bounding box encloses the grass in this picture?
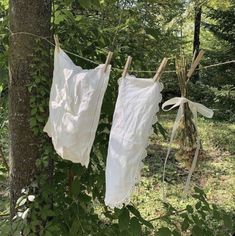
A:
[0,108,234,234]
[133,112,235,228]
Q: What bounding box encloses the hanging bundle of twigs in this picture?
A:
[175,55,198,167]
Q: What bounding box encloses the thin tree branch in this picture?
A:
[149,209,186,222]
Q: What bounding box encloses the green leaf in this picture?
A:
[36,115,44,122]
[194,187,206,197]
[172,230,181,236]
[163,202,177,213]
[118,208,130,232]
[44,231,53,236]
[71,177,81,196]
[129,217,141,236]
[223,214,233,229]
[63,0,71,6]
[195,201,201,210]
[79,193,91,203]
[70,218,79,235]
[16,196,27,207]
[192,214,201,225]
[127,205,153,229]
[181,218,189,231]
[91,0,101,8]
[127,205,141,218]
[22,208,30,220]
[75,15,83,22]
[140,219,154,229]
[157,122,168,139]
[192,225,203,236]
[156,227,172,236]
[203,229,214,236]
[145,27,160,40]
[23,227,30,235]
[39,105,44,112]
[186,205,193,213]
[29,118,37,127]
[54,11,66,25]
[113,208,122,218]
[0,84,3,94]
[79,0,91,8]
[31,107,37,115]
[62,9,74,22]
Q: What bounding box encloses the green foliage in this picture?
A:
[0,0,8,88]
[155,187,234,236]
[0,0,234,235]
[205,4,235,45]
[200,1,235,104]
[188,81,235,122]
[0,3,9,232]
[12,1,170,234]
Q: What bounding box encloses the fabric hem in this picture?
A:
[105,83,163,209]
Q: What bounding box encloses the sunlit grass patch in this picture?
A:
[133,112,235,228]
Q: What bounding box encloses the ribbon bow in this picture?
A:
[161,97,214,200]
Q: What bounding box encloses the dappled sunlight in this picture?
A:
[1,0,234,234]
[133,114,235,228]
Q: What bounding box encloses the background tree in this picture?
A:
[0,0,234,235]
[192,0,202,82]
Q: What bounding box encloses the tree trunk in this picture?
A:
[9,0,51,218]
[192,1,202,83]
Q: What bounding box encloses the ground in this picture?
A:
[133,112,235,229]
[0,112,234,233]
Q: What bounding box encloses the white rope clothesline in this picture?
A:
[9,31,235,74]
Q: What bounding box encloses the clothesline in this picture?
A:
[9,31,235,74]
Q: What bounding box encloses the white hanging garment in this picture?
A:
[44,48,111,167]
[105,75,163,208]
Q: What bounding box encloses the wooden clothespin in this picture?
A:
[103,51,113,73]
[153,57,168,82]
[54,34,60,52]
[187,50,205,78]
[122,56,132,78]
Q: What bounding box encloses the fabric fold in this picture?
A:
[44,48,111,167]
[105,75,162,208]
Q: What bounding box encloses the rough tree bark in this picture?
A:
[192,1,202,83]
[9,0,51,217]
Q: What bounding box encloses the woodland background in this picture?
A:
[0,0,234,235]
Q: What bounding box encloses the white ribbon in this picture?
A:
[161,97,213,200]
